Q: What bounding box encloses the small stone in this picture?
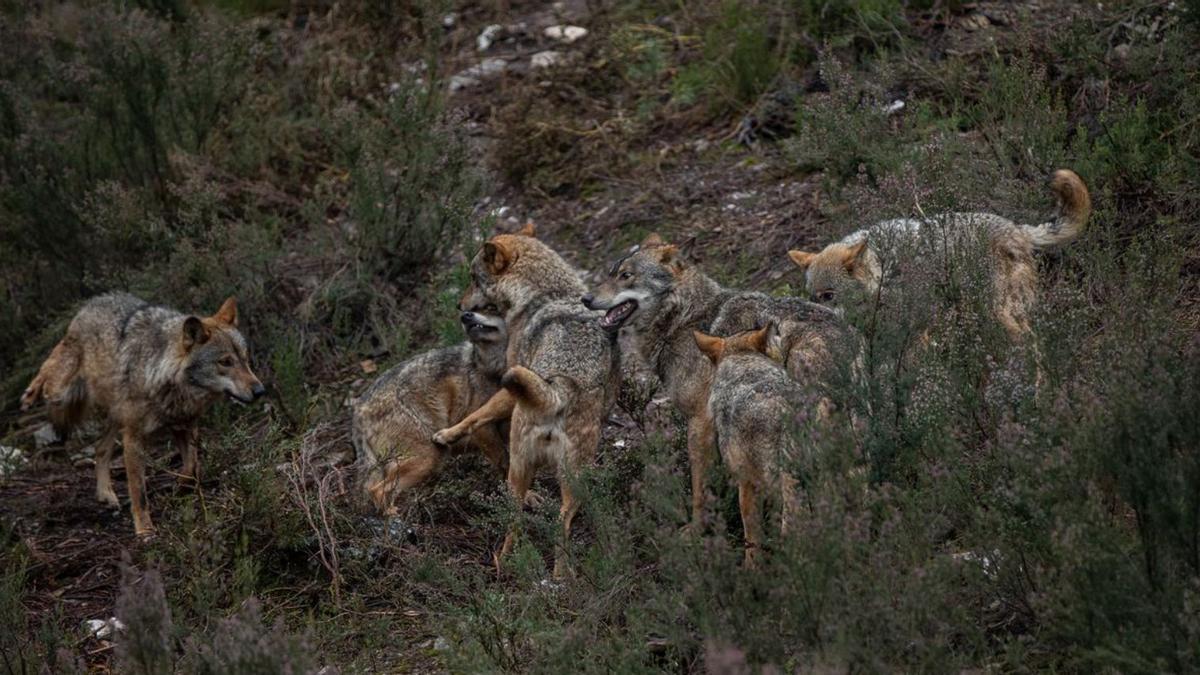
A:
[531,50,564,69]
[544,25,588,43]
[476,24,502,51]
[961,13,990,31]
[441,13,456,28]
[0,446,25,477]
[883,99,905,116]
[33,423,60,448]
[360,359,377,374]
[1113,43,1131,60]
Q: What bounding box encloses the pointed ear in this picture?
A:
[764,321,784,359]
[788,250,815,270]
[654,244,680,265]
[482,240,514,275]
[843,240,868,271]
[182,316,210,350]
[693,330,725,363]
[212,296,238,327]
[747,323,774,355]
[517,221,536,237]
[641,232,666,248]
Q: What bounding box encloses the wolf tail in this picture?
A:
[501,366,563,417]
[22,339,88,434]
[1022,169,1091,249]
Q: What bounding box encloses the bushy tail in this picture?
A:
[21,339,88,435]
[1022,169,1091,249]
[501,366,563,417]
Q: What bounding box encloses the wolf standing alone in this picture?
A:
[20,293,265,537]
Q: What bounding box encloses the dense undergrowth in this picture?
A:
[2,0,1199,672]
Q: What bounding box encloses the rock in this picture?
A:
[83,617,125,640]
[1113,43,1131,60]
[883,99,905,116]
[0,446,25,477]
[441,13,456,28]
[448,58,509,92]
[476,24,502,52]
[961,13,990,31]
[33,423,60,448]
[544,25,588,43]
[432,636,451,652]
[531,50,564,69]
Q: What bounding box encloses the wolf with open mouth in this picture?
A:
[582,233,844,532]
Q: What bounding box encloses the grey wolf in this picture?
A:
[787,169,1091,339]
[20,293,264,537]
[695,323,808,566]
[352,302,509,515]
[432,231,620,577]
[582,233,841,532]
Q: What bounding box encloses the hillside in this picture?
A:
[2,0,1199,672]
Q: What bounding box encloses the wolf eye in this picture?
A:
[483,304,498,313]
[219,356,236,368]
[619,271,632,280]
[817,290,836,303]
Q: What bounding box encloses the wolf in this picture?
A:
[432,232,620,577]
[581,233,842,532]
[694,323,810,566]
[352,302,509,515]
[20,293,264,537]
[787,169,1091,339]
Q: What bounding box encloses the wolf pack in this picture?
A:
[19,170,1091,574]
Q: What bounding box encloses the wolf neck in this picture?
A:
[501,259,587,345]
[643,269,730,409]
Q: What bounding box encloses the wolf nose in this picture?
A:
[251,383,266,400]
[580,294,594,309]
[461,311,474,322]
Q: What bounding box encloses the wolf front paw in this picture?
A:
[432,427,462,448]
[96,487,120,508]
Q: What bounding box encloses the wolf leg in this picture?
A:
[93,426,120,507]
[366,452,440,514]
[433,390,515,447]
[738,478,763,569]
[175,424,201,485]
[496,455,535,572]
[684,413,716,534]
[121,427,155,538]
[552,481,582,579]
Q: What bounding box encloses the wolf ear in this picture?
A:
[516,221,536,237]
[641,232,666,248]
[748,322,776,355]
[654,244,680,265]
[212,296,238,327]
[482,240,515,275]
[843,240,868,271]
[182,316,211,350]
[693,330,725,363]
[788,250,815,270]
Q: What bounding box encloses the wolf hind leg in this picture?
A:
[496,452,536,573]
[366,451,441,515]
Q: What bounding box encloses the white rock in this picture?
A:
[449,58,509,92]
[0,446,25,477]
[83,617,125,639]
[33,423,60,448]
[433,636,451,652]
[477,24,502,52]
[544,25,588,43]
[613,439,627,449]
[441,13,457,28]
[449,75,480,92]
[883,99,905,116]
[531,51,565,69]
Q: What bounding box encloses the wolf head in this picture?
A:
[582,233,684,333]
[181,297,265,404]
[459,298,508,347]
[693,323,780,365]
[461,225,585,319]
[787,239,875,306]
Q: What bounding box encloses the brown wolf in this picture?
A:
[353,302,509,515]
[582,233,841,532]
[432,233,621,577]
[694,323,809,566]
[787,169,1091,339]
[20,293,264,537]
